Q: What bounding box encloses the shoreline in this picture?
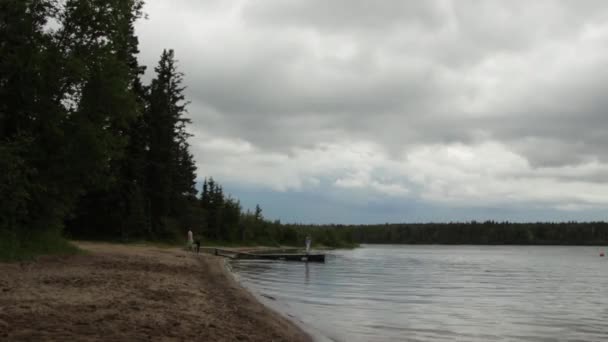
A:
[0,242,311,341]
[222,257,333,342]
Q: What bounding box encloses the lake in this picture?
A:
[230,245,608,341]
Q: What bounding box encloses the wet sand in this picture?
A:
[0,242,311,341]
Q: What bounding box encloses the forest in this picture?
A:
[0,0,344,259]
[2,1,608,260]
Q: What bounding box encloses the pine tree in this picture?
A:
[173,140,197,203]
[255,204,263,221]
[113,0,150,239]
[205,177,220,239]
[62,0,148,240]
[223,196,242,240]
[213,185,225,240]
[201,178,210,207]
[145,49,196,237]
[0,0,73,239]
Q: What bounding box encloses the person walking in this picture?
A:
[187,229,194,252]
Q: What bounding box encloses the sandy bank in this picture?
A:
[0,242,311,341]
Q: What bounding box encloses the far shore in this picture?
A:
[0,242,311,341]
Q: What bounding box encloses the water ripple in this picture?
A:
[231,245,608,341]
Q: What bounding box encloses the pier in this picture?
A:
[210,248,326,263]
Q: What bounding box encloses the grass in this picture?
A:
[70,238,287,251]
[0,229,81,262]
[200,239,282,248]
[72,238,183,249]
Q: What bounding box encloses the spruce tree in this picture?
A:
[213,185,225,240]
[146,49,196,238]
[0,0,71,240]
[113,0,150,239]
[223,197,242,240]
[62,0,147,240]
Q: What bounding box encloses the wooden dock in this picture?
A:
[210,248,325,263]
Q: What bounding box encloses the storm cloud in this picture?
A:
[136,0,608,222]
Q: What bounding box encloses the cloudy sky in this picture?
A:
[136,0,608,224]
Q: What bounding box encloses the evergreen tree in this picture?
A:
[255,204,263,221]
[173,140,197,206]
[213,185,225,240]
[223,197,242,240]
[145,49,196,238]
[111,0,150,239]
[62,0,147,240]
[0,0,72,242]
[201,178,210,207]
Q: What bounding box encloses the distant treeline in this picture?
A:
[283,221,608,246]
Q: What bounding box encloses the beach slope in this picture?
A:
[0,242,311,341]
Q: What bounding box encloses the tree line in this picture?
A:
[283,221,608,246]
[0,0,346,258]
[0,0,202,258]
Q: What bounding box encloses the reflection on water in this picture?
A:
[231,245,608,342]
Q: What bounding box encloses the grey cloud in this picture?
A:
[137,0,608,211]
[242,0,448,32]
[510,138,592,168]
[189,65,420,116]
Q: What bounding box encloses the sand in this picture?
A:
[0,242,312,342]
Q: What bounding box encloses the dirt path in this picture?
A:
[0,242,311,342]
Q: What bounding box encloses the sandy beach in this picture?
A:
[0,242,311,341]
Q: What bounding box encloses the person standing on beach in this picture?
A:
[305,235,312,254]
[187,229,194,251]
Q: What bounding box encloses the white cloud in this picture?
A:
[136,0,608,219]
[191,130,608,209]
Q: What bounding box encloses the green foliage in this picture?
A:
[1,0,79,253]
[0,228,80,261]
[0,137,36,233]
[144,49,197,236]
[66,28,197,243]
[0,0,155,257]
[182,174,364,247]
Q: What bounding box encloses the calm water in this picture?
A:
[230,245,608,341]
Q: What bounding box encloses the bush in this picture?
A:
[0,228,80,261]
